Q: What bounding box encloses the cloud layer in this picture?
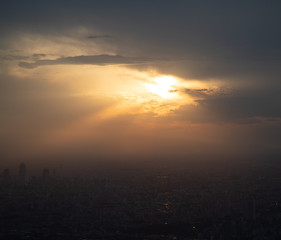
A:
[1,1,281,164]
[18,55,154,69]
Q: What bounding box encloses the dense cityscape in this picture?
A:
[2,1,281,239]
[1,160,281,239]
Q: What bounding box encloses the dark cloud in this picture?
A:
[2,55,29,61]
[175,88,281,124]
[184,88,232,98]
[2,53,47,62]
[2,1,281,82]
[19,54,155,69]
[32,53,46,59]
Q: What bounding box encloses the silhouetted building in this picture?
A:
[19,162,29,185]
[19,162,26,178]
[3,169,10,181]
[42,168,50,181]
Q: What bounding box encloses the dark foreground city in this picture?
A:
[2,1,281,239]
[1,159,281,240]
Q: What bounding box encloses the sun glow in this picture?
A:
[147,76,178,98]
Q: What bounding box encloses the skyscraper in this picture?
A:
[19,162,28,185]
[42,168,50,181]
[3,169,10,182]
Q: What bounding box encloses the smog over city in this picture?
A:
[1,1,281,239]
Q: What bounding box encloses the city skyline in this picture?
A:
[1,2,281,238]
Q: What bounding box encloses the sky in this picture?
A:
[1,1,281,167]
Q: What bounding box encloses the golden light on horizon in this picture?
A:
[146,76,178,99]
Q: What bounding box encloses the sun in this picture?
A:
[147,76,178,98]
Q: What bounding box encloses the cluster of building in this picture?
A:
[0,162,281,239]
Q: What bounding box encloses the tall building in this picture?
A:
[3,169,11,181]
[19,162,28,185]
[42,168,50,181]
[19,162,26,178]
